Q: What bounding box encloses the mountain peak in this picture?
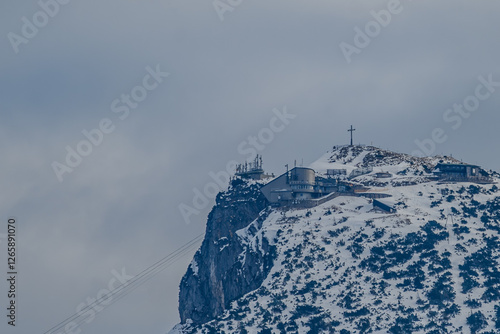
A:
[171,147,500,334]
[322,145,462,168]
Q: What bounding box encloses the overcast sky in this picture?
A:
[1,1,500,333]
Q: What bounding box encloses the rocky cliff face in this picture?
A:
[178,179,275,325]
[172,146,500,334]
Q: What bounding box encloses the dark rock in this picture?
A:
[178,180,273,324]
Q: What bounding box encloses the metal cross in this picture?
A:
[348,125,356,146]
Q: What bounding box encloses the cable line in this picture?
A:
[43,233,204,334]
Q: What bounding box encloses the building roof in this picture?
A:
[435,163,479,168]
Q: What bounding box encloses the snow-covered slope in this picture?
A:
[171,146,500,334]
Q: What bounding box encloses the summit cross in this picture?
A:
[348,125,356,146]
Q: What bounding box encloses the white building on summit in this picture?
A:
[434,163,493,183]
[260,167,339,205]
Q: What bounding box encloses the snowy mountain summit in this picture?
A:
[170,145,500,334]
